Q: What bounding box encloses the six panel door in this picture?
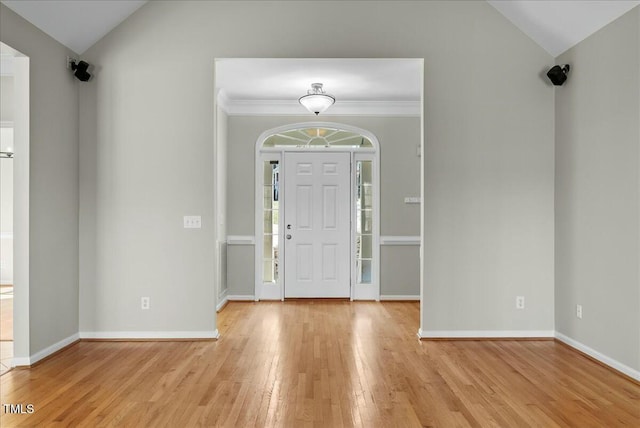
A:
[284,152,351,298]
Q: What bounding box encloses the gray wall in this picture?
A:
[555,7,640,372]
[381,246,420,296]
[0,4,79,356]
[225,115,421,297]
[79,1,555,334]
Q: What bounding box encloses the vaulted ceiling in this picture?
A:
[1,0,638,114]
[488,1,639,57]
[1,0,147,54]
[2,1,638,57]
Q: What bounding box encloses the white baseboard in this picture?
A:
[555,332,640,382]
[79,330,219,340]
[13,332,80,367]
[226,295,256,301]
[216,295,228,311]
[380,295,420,301]
[418,330,555,339]
[217,288,228,312]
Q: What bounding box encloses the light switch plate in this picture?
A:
[183,215,202,228]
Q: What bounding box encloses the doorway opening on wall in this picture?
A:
[0,124,13,375]
[0,42,29,373]
[214,58,423,310]
[255,123,379,300]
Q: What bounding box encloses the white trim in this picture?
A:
[12,52,30,365]
[221,99,420,117]
[0,232,13,239]
[352,284,379,301]
[11,356,30,367]
[227,295,256,301]
[380,235,420,245]
[13,333,79,367]
[212,90,224,340]
[216,290,228,312]
[418,330,555,339]
[0,55,12,76]
[418,58,425,338]
[380,295,420,301]
[79,330,220,340]
[216,89,230,113]
[259,282,282,300]
[227,235,255,245]
[555,332,640,382]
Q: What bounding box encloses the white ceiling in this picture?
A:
[215,58,423,116]
[2,1,639,58]
[1,0,147,54]
[488,1,640,57]
[217,58,422,102]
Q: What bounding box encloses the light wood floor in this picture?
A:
[1,301,638,427]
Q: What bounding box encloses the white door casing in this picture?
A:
[255,122,380,302]
[284,152,351,298]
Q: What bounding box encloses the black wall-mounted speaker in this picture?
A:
[547,64,570,86]
[70,60,92,82]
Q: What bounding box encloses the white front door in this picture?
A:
[284,152,351,298]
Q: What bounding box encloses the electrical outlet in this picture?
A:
[576,304,582,319]
[516,296,525,309]
[141,297,150,310]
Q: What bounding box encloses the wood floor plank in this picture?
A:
[1,301,639,427]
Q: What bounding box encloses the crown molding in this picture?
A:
[217,97,420,117]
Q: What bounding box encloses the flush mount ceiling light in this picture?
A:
[299,83,335,115]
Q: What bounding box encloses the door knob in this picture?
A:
[286,234,292,240]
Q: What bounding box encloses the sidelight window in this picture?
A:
[355,160,373,284]
[263,160,279,283]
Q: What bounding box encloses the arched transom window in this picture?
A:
[263,126,374,148]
